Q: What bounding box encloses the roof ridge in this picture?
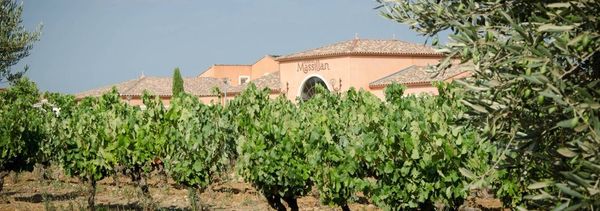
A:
[250,55,278,66]
[239,71,279,86]
[78,75,232,98]
[367,64,471,87]
[277,39,441,61]
[443,70,470,81]
[76,78,138,96]
[278,39,354,59]
[122,76,149,95]
[350,39,360,52]
[228,70,280,93]
[370,65,420,85]
[346,38,415,43]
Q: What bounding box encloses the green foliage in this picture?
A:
[57,89,123,183]
[234,85,312,210]
[39,92,76,165]
[115,93,166,174]
[0,0,42,83]
[43,91,76,118]
[54,89,127,209]
[0,78,44,173]
[366,83,495,209]
[227,83,271,161]
[49,87,232,208]
[105,92,164,202]
[300,87,378,209]
[228,83,491,210]
[172,67,184,97]
[163,93,231,190]
[383,82,405,104]
[378,0,600,209]
[0,78,499,210]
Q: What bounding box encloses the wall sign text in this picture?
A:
[297,60,330,73]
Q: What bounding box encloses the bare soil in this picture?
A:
[0,166,503,211]
[0,167,379,211]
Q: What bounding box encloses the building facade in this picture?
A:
[77,39,470,104]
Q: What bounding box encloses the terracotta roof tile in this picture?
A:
[76,76,229,98]
[369,64,472,87]
[75,78,139,98]
[277,39,442,61]
[229,71,280,93]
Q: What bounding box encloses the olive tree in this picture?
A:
[0,0,41,83]
[377,0,599,209]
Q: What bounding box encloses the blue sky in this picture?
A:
[15,0,443,94]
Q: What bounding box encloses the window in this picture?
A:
[300,76,328,101]
[239,76,250,85]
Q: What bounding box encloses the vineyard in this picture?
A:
[2,0,599,210]
[0,78,501,210]
[2,66,600,210]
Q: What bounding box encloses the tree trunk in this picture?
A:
[188,186,204,211]
[130,166,152,205]
[152,157,168,187]
[341,204,351,211]
[138,173,152,207]
[282,195,299,211]
[87,179,97,211]
[265,194,286,211]
[35,163,48,181]
[139,175,149,196]
[0,170,9,193]
[113,165,123,187]
[157,163,168,187]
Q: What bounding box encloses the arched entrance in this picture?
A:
[300,76,329,100]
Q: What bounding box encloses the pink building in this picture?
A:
[77,39,470,104]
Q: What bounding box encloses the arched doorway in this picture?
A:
[300,76,329,100]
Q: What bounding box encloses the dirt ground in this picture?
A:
[0,166,380,211]
[0,166,503,211]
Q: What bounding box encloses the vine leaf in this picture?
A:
[557,148,577,158]
[538,24,575,32]
[555,183,584,198]
[556,117,578,128]
[527,181,553,189]
[459,168,476,179]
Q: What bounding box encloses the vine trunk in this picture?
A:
[87,179,97,211]
[0,170,9,193]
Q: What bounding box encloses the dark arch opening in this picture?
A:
[300,76,328,100]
